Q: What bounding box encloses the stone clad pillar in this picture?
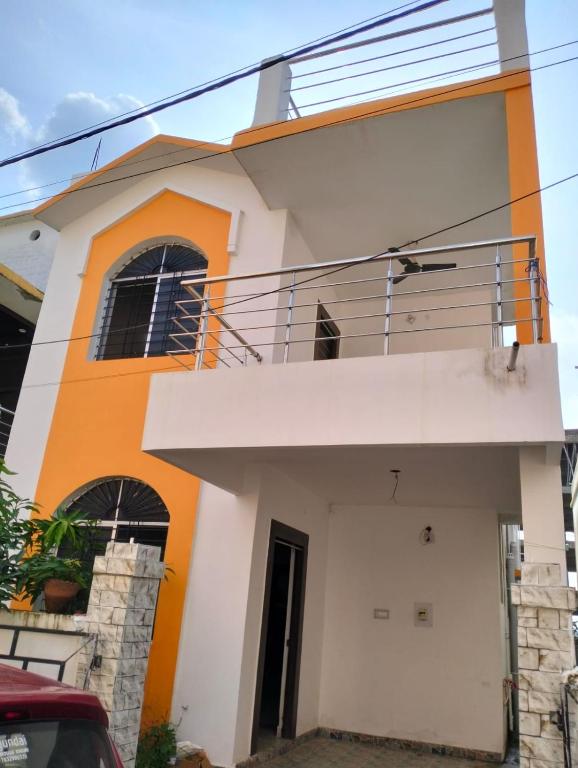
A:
[75,542,165,768]
[512,563,576,768]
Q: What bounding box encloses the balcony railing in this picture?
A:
[0,405,15,458]
[251,2,528,126]
[168,236,542,371]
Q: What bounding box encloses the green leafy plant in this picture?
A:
[32,506,97,554]
[0,460,36,602]
[18,554,89,603]
[136,722,177,768]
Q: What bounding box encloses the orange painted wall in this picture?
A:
[505,83,550,344]
[30,189,231,723]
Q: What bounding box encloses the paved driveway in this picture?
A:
[256,738,504,768]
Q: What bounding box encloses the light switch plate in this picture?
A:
[414,602,433,627]
[373,608,390,620]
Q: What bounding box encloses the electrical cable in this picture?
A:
[0,0,448,170]
[1,47,577,356]
[0,0,428,163]
[0,30,499,202]
[2,162,576,356]
[1,37,576,210]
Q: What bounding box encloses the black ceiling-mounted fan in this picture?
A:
[392,255,457,284]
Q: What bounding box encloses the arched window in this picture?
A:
[61,478,170,561]
[97,243,207,360]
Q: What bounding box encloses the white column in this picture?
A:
[252,59,292,126]
[493,0,529,72]
[519,446,567,580]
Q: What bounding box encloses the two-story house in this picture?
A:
[4,2,573,767]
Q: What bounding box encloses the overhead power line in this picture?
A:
[1,40,577,215]
[0,27,500,203]
[3,163,577,355]
[0,0,448,170]
[0,0,427,163]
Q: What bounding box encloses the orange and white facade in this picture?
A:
[2,2,572,766]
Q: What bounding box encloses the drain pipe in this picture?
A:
[507,341,520,372]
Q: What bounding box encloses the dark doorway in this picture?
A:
[314,303,340,361]
[251,521,308,755]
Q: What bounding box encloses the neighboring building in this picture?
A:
[0,212,57,455]
[563,430,578,579]
[3,3,573,767]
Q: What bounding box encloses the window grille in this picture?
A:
[97,243,208,360]
[59,478,170,563]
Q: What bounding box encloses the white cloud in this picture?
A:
[0,88,30,141]
[0,89,159,203]
[550,309,578,429]
[34,92,158,146]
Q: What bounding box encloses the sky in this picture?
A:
[0,0,576,425]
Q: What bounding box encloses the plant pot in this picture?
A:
[43,579,81,613]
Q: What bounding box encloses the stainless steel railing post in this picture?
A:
[384,258,394,355]
[494,245,503,348]
[284,272,296,363]
[528,241,540,343]
[195,286,210,370]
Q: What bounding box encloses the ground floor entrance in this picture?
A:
[252,521,309,755]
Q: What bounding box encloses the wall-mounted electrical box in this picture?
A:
[414,602,433,627]
[373,608,390,620]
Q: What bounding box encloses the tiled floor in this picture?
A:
[256,738,503,768]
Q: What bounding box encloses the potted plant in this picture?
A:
[19,553,89,613]
[21,506,98,613]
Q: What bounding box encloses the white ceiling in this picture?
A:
[234,92,513,262]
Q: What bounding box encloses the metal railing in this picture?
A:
[249,2,532,125]
[0,405,15,458]
[168,236,542,370]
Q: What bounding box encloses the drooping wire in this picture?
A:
[0,0,449,170]
[1,37,577,211]
[0,0,429,163]
[0,39,578,218]
[0,48,576,356]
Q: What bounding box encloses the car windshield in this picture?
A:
[0,720,117,768]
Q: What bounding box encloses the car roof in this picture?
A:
[0,664,108,726]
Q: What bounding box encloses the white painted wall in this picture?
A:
[144,344,565,486]
[171,480,260,768]
[234,467,329,759]
[319,504,506,756]
[519,446,567,578]
[172,466,329,768]
[0,216,58,291]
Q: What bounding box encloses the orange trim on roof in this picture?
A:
[33,134,231,216]
[232,69,531,149]
[33,70,531,219]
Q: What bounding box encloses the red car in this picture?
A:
[0,663,123,767]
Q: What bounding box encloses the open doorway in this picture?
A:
[251,521,308,755]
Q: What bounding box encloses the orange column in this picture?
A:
[505,82,550,344]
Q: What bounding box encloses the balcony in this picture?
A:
[169,235,542,367]
[142,235,563,494]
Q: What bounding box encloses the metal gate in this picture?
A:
[561,682,578,768]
